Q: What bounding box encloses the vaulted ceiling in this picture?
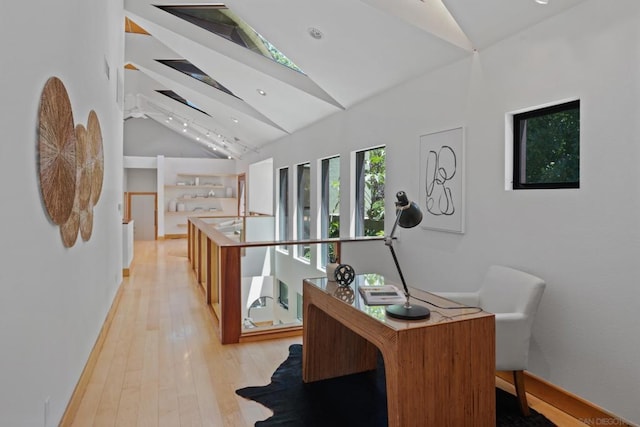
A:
[123,0,586,159]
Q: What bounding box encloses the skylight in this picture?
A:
[156,5,303,73]
[156,90,210,116]
[156,59,241,99]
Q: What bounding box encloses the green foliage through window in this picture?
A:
[356,147,385,236]
[297,163,311,260]
[514,100,579,189]
[321,157,340,266]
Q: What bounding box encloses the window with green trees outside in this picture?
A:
[513,100,580,189]
[321,156,340,266]
[355,147,385,236]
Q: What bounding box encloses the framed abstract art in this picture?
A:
[418,127,465,233]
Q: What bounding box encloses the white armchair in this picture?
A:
[437,265,546,416]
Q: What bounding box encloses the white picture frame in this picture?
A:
[418,127,465,233]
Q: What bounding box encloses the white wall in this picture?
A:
[242,1,640,422]
[0,1,124,426]
[124,116,221,158]
[126,168,157,192]
[248,158,274,215]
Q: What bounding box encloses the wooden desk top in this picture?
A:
[304,274,493,331]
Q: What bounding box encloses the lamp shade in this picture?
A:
[395,191,422,228]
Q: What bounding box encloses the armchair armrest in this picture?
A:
[494,312,533,371]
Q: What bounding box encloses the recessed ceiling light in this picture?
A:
[196,137,200,141]
[308,27,323,40]
[535,0,549,4]
[182,128,187,133]
[231,118,239,123]
[257,89,267,96]
[183,122,188,127]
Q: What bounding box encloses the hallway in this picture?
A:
[64,239,585,426]
[66,239,299,426]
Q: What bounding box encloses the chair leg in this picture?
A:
[512,370,530,416]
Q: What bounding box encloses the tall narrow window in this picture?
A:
[296,162,311,259]
[278,280,289,310]
[321,156,340,266]
[513,100,580,189]
[355,147,385,236]
[278,167,289,250]
[296,293,303,321]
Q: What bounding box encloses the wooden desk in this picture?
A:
[303,274,496,427]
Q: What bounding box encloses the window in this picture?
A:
[513,100,580,189]
[296,162,311,260]
[355,147,385,236]
[156,5,303,73]
[278,280,289,309]
[277,167,289,250]
[156,59,239,99]
[296,293,303,321]
[156,90,210,116]
[321,156,340,266]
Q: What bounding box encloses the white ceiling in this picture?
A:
[123,0,586,159]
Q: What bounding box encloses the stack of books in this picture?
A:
[358,285,405,305]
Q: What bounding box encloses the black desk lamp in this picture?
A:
[384,191,431,320]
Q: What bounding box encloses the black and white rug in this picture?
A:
[236,344,556,427]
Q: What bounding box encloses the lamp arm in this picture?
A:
[386,205,402,243]
[387,242,411,300]
[385,208,411,301]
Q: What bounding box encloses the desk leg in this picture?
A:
[302,303,377,383]
[381,317,496,426]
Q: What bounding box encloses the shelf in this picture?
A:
[165,184,224,189]
[176,172,237,178]
[165,211,223,216]
[175,197,237,202]
[161,167,239,236]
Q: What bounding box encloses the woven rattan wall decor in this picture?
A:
[87,110,104,206]
[59,124,89,247]
[76,124,92,213]
[38,77,105,247]
[38,77,77,226]
[80,208,94,242]
[80,110,104,242]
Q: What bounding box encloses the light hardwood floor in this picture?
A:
[64,239,587,426]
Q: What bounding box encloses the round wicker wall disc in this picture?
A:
[87,110,104,206]
[38,77,77,225]
[80,206,94,241]
[75,124,92,211]
[60,202,80,247]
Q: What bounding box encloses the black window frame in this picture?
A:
[354,147,385,237]
[277,167,289,251]
[295,162,311,260]
[278,280,289,310]
[296,293,303,321]
[320,156,340,266]
[513,100,580,190]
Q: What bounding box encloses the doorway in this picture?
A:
[126,192,157,240]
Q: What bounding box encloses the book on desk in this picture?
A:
[358,284,405,305]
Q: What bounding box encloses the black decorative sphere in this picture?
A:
[334,264,355,287]
[334,286,355,304]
